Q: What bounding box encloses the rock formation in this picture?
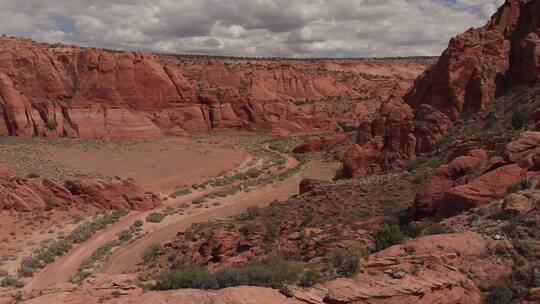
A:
[0,37,431,139]
[0,177,160,212]
[344,0,540,177]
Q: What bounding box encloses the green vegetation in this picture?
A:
[154,257,302,290]
[511,107,528,129]
[484,286,513,304]
[142,244,161,263]
[146,212,165,223]
[170,186,192,197]
[45,121,57,130]
[16,210,128,279]
[323,249,362,277]
[299,269,323,287]
[338,122,360,132]
[372,223,405,251]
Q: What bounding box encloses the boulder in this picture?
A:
[505,131,540,163]
[436,164,524,218]
[502,192,537,215]
[299,179,323,195]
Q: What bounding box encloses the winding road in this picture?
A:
[24,145,338,291]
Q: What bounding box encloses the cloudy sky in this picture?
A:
[0,0,504,58]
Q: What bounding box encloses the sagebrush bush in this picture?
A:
[154,257,301,290]
[373,223,405,251]
[142,244,161,263]
[146,212,165,223]
[300,269,323,287]
[323,250,361,277]
[511,108,528,130]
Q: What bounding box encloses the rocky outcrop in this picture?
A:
[0,177,160,212]
[292,134,347,154]
[299,178,323,195]
[0,37,431,138]
[285,232,510,304]
[410,129,540,218]
[502,192,538,215]
[65,178,161,210]
[345,0,540,177]
[436,163,523,217]
[22,284,299,304]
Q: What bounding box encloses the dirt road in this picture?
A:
[24,144,338,291]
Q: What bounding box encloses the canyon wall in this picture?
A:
[0,37,432,139]
[344,0,540,177]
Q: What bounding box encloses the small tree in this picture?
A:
[373,223,405,251]
[511,108,528,129]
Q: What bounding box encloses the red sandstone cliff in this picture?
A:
[344,0,540,177]
[0,37,431,139]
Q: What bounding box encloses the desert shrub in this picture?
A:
[413,174,425,184]
[21,256,40,269]
[17,265,34,277]
[154,257,301,290]
[154,266,218,290]
[45,121,57,130]
[133,220,143,228]
[0,275,21,288]
[323,250,361,277]
[484,112,497,129]
[333,168,345,180]
[512,239,534,257]
[142,244,161,263]
[511,108,528,130]
[483,285,513,304]
[146,212,165,223]
[238,257,301,288]
[423,222,454,235]
[214,266,247,288]
[192,197,206,205]
[403,157,427,171]
[460,107,473,121]
[172,186,192,196]
[300,269,323,287]
[118,229,133,241]
[507,179,532,194]
[246,168,261,179]
[68,271,92,284]
[373,223,405,251]
[26,173,40,178]
[338,122,359,132]
[244,206,260,220]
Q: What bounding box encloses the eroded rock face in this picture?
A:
[436,164,524,218]
[345,0,540,177]
[0,37,431,139]
[410,144,531,218]
[22,285,299,304]
[286,232,510,304]
[0,177,160,212]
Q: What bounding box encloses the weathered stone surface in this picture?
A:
[0,36,430,138]
[0,177,160,212]
[436,164,524,218]
[344,0,540,177]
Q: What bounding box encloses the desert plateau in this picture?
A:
[0,0,540,303]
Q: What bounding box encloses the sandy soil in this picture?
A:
[99,157,338,275]
[0,135,248,192]
[23,147,338,291]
